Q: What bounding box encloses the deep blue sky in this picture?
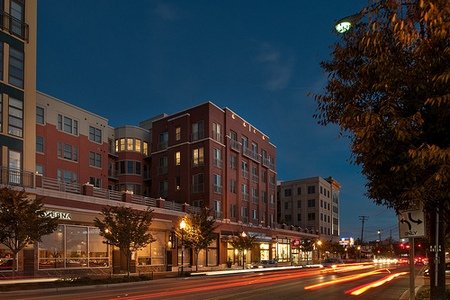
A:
[37,0,398,241]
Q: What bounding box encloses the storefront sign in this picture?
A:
[44,210,72,220]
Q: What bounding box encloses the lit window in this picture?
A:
[175,151,181,166]
[127,138,134,151]
[135,139,141,152]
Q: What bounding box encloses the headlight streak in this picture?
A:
[344,271,409,295]
[304,270,383,290]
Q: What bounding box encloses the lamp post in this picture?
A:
[316,240,323,263]
[241,231,247,269]
[179,219,186,276]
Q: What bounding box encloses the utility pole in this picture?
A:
[359,216,368,244]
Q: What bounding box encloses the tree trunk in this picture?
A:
[195,250,199,272]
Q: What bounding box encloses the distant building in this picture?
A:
[277,177,340,241]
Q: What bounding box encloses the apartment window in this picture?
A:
[285,214,291,222]
[176,176,181,190]
[284,188,292,197]
[89,126,102,143]
[192,147,204,166]
[261,170,267,183]
[192,121,204,141]
[251,166,258,182]
[284,202,289,210]
[252,209,257,220]
[230,154,237,169]
[307,186,315,194]
[320,186,323,194]
[297,187,301,195]
[214,200,221,214]
[126,138,133,151]
[230,204,237,218]
[261,191,267,203]
[307,213,315,221]
[192,200,204,207]
[297,200,301,208]
[159,180,168,197]
[89,152,102,168]
[158,156,168,175]
[8,97,23,137]
[58,114,78,135]
[135,139,141,152]
[252,188,258,202]
[9,46,23,88]
[212,122,221,142]
[251,142,258,154]
[241,207,248,218]
[89,177,101,188]
[57,143,78,162]
[57,169,78,184]
[10,0,24,37]
[158,132,168,150]
[36,106,45,124]
[143,142,148,156]
[241,160,248,177]
[213,174,222,193]
[230,130,237,141]
[213,148,222,167]
[36,136,44,153]
[192,173,204,193]
[230,179,237,193]
[241,135,248,150]
[175,127,181,141]
[320,213,323,221]
[175,151,181,166]
[36,164,44,175]
[307,199,315,208]
[297,214,301,221]
[136,161,141,175]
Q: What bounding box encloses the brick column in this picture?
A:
[82,183,94,196]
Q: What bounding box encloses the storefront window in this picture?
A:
[137,231,165,266]
[39,225,65,269]
[207,239,218,266]
[276,238,291,262]
[89,227,108,267]
[260,243,270,261]
[0,245,14,271]
[39,225,109,269]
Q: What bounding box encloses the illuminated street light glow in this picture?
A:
[335,21,352,33]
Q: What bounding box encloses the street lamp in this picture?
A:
[179,218,186,276]
[377,230,381,242]
[241,231,247,269]
[316,240,323,262]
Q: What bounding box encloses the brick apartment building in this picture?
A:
[0,0,319,276]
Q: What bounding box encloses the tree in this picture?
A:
[229,230,258,269]
[0,187,58,277]
[314,1,449,298]
[175,208,218,272]
[94,206,155,276]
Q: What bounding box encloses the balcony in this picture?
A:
[241,193,249,201]
[157,141,168,151]
[243,147,260,162]
[192,184,204,193]
[262,157,276,171]
[229,139,240,152]
[0,167,34,187]
[0,11,29,41]
[158,166,168,175]
[213,184,222,194]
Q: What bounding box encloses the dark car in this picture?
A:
[321,258,343,268]
[423,262,450,277]
[251,259,278,269]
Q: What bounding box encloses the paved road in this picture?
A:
[1,264,417,300]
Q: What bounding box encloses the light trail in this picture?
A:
[344,271,408,296]
[304,270,383,290]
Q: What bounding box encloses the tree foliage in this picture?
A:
[229,231,258,252]
[175,208,218,272]
[0,187,58,276]
[314,0,449,297]
[94,205,155,276]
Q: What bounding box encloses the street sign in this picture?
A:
[398,209,425,238]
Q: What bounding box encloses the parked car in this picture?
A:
[251,260,278,269]
[423,262,450,277]
[321,258,343,268]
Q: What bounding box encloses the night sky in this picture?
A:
[36,0,399,241]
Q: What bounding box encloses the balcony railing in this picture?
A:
[229,139,240,152]
[211,131,222,143]
[242,193,249,201]
[0,167,34,187]
[0,11,29,41]
[242,170,249,178]
[213,158,223,168]
[213,184,222,194]
[243,147,260,162]
[157,141,168,151]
